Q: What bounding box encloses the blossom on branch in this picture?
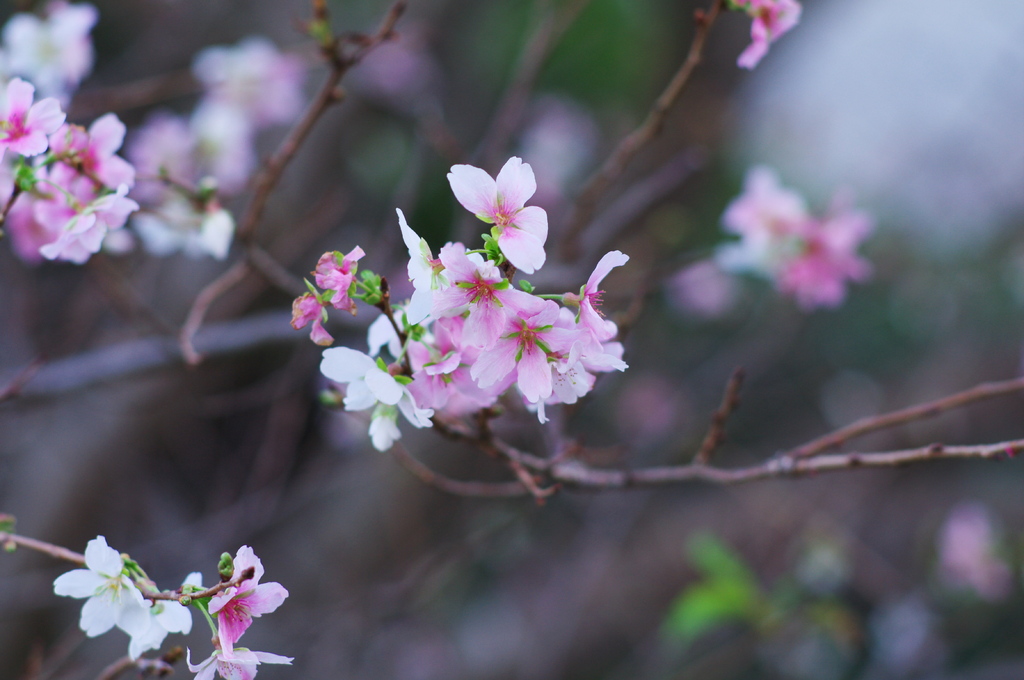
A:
[187,647,293,680]
[448,156,549,273]
[0,77,65,160]
[208,546,288,658]
[52,536,150,639]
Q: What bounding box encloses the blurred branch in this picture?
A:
[390,442,529,498]
[786,375,1024,459]
[179,1,406,365]
[68,70,197,120]
[476,0,594,170]
[0,358,44,404]
[561,0,725,259]
[0,532,85,565]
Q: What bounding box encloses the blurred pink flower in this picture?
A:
[291,293,332,346]
[315,246,364,314]
[938,502,1011,602]
[2,1,98,100]
[735,0,802,69]
[187,647,292,680]
[38,182,137,264]
[49,113,135,189]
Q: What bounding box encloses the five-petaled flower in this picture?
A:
[208,546,289,658]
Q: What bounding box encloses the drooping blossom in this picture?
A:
[192,37,305,130]
[448,157,549,273]
[187,647,293,680]
[0,77,65,160]
[52,536,150,639]
[315,246,365,314]
[735,0,802,69]
[48,113,135,189]
[320,346,434,450]
[127,112,198,202]
[208,546,289,657]
[398,208,448,324]
[1,2,98,100]
[291,293,333,346]
[563,250,629,341]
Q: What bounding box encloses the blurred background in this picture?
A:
[1,0,1024,678]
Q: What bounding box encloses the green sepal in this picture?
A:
[0,513,15,533]
[375,357,388,371]
[304,278,320,297]
[518,280,535,293]
[394,375,413,385]
[14,159,38,193]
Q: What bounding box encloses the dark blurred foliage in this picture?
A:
[1,0,1023,678]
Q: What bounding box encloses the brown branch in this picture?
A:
[0,532,85,565]
[786,375,1024,460]
[178,1,405,365]
[549,439,1024,489]
[95,649,180,680]
[0,358,44,404]
[561,0,725,258]
[694,367,744,465]
[390,442,529,498]
[178,260,251,365]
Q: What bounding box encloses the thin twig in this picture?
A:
[390,442,529,497]
[694,367,744,465]
[786,375,1024,459]
[0,532,85,565]
[178,260,251,365]
[561,0,725,258]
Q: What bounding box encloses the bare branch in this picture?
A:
[0,532,85,565]
[178,260,251,365]
[0,358,44,404]
[694,367,744,465]
[561,0,725,258]
[390,442,529,498]
[786,375,1024,459]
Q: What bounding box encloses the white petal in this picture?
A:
[343,380,377,411]
[252,652,294,665]
[155,600,193,634]
[320,347,375,384]
[495,156,536,211]
[54,569,105,598]
[365,367,403,405]
[80,595,118,636]
[84,536,122,577]
[447,164,497,217]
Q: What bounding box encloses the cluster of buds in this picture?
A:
[294,157,629,451]
[716,166,872,310]
[53,537,290,679]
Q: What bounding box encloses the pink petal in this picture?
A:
[512,205,547,242]
[586,250,629,291]
[516,344,552,403]
[494,156,536,212]
[471,337,519,388]
[463,301,509,349]
[447,164,497,218]
[88,113,126,157]
[498,227,546,274]
[252,652,294,665]
[3,78,34,118]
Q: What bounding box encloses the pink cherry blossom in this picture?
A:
[398,208,448,325]
[187,647,292,680]
[0,77,66,160]
[565,250,629,341]
[208,546,289,658]
[735,0,802,69]
[431,242,546,349]
[127,112,198,202]
[471,300,577,404]
[38,181,138,263]
[49,113,136,189]
[291,293,332,345]
[315,246,364,314]
[448,157,549,273]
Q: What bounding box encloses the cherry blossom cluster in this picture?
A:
[53,537,291,680]
[0,78,139,264]
[729,0,802,69]
[294,157,629,451]
[716,166,872,310]
[128,38,306,260]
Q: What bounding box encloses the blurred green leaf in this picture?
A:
[664,534,765,641]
